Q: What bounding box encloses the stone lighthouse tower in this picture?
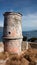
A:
[3,12,23,55]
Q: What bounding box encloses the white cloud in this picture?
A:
[22,12,37,31]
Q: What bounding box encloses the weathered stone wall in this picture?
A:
[3,12,22,38]
[4,39,22,54]
[3,12,23,54]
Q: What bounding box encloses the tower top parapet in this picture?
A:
[3,12,22,16]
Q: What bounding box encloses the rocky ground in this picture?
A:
[0,41,37,65]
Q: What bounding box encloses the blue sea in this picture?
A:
[0,27,37,41]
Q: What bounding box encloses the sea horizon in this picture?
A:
[0,27,37,42]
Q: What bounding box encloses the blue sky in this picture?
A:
[0,0,37,31]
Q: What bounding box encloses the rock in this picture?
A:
[0,42,4,52]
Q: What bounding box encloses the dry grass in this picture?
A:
[0,41,37,65]
[0,49,37,65]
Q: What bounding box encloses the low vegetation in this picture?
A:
[23,36,27,41]
[28,38,37,42]
[0,49,37,65]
